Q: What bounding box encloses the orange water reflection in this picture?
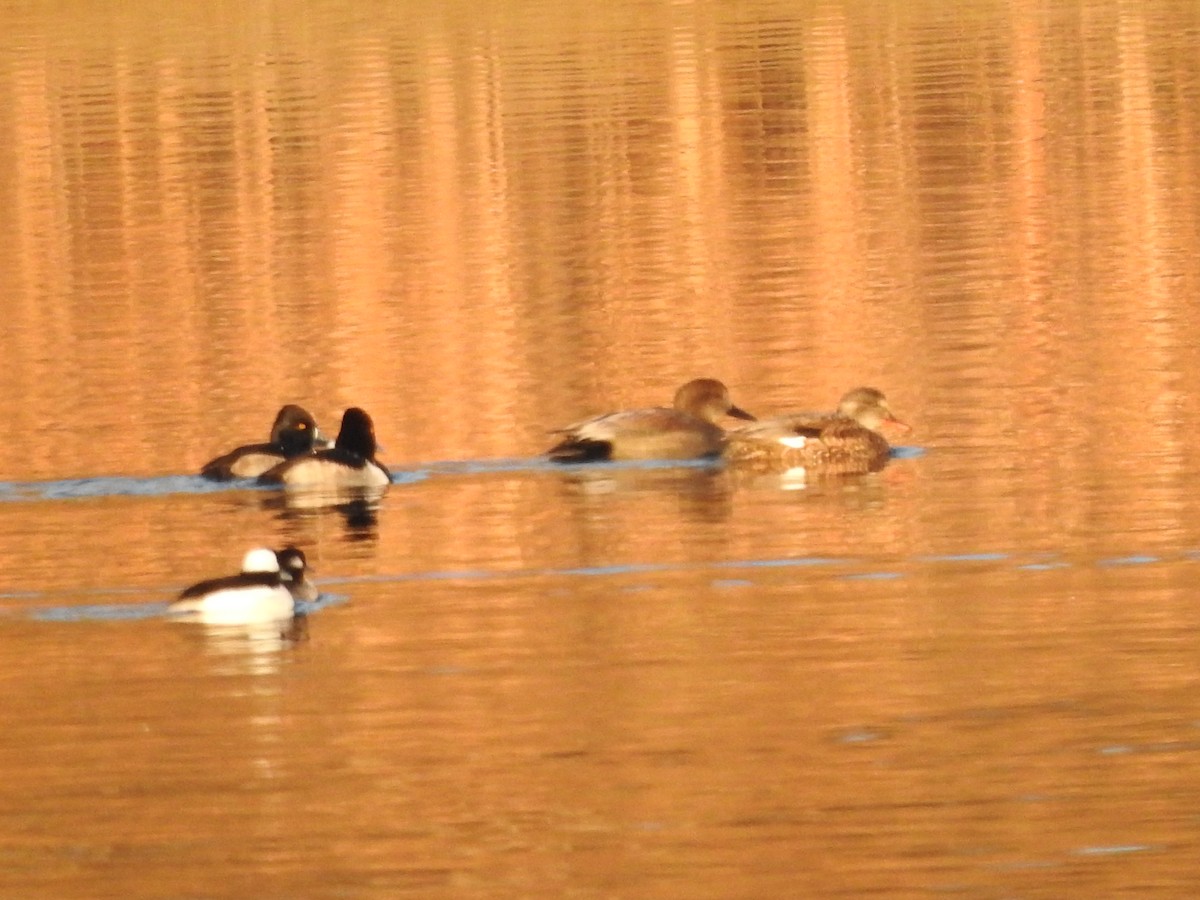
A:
[2,0,1200,896]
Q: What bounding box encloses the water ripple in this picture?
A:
[0,450,919,503]
[24,593,349,623]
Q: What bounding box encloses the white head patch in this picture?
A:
[241,548,281,574]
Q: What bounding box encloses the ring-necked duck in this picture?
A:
[723,387,910,474]
[547,378,755,462]
[259,407,391,488]
[169,547,295,625]
[201,405,329,481]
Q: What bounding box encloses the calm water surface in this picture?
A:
[2,0,1200,896]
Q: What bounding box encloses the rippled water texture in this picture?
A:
[2,0,1200,896]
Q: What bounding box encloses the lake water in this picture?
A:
[2,0,1200,896]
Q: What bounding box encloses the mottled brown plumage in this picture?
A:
[723,387,908,474]
[548,378,756,463]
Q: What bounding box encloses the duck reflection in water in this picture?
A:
[172,615,310,672]
[261,486,384,541]
[552,464,735,525]
[169,546,317,663]
[257,406,390,534]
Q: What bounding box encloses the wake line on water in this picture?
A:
[0,447,929,503]
[21,593,350,623]
[1,544,1190,624]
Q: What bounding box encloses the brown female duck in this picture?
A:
[547,378,756,462]
[722,387,908,474]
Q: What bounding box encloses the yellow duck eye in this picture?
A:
[297,422,308,429]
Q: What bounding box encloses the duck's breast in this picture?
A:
[261,451,391,488]
[170,584,294,625]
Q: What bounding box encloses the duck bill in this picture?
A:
[883,416,912,435]
[727,405,756,422]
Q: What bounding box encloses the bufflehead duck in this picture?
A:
[258,407,391,488]
[201,405,329,481]
[275,545,319,602]
[547,378,756,462]
[723,387,910,474]
[169,548,295,625]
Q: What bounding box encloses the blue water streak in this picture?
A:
[917,552,1009,563]
[31,602,173,622]
[0,455,723,503]
[25,591,350,624]
[1097,555,1160,567]
[0,475,243,502]
[713,556,852,570]
[1073,844,1154,856]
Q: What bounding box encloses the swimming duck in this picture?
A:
[169,547,295,625]
[275,545,319,602]
[259,407,391,488]
[547,378,755,463]
[200,404,328,481]
[723,387,909,474]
